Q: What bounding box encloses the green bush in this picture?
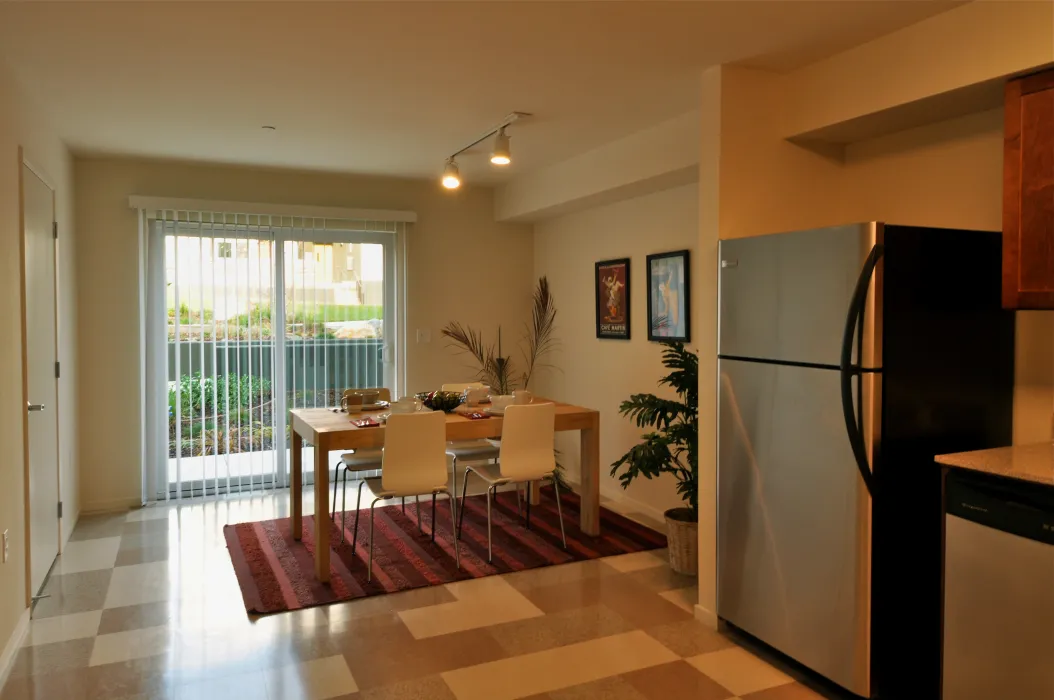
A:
[169,372,272,418]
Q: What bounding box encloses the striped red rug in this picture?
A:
[224,487,667,614]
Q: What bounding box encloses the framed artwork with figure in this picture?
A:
[595,258,630,340]
[647,249,690,342]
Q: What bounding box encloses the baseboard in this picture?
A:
[0,608,30,692]
[694,603,718,630]
[80,497,142,515]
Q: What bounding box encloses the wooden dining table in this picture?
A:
[289,400,600,582]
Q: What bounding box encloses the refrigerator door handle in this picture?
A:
[840,243,884,497]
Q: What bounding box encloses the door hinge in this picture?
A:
[57,501,63,519]
[55,361,60,379]
[52,221,58,239]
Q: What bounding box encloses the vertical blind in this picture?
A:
[144,209,404,501]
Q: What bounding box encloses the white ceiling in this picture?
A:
[0,1,961,184]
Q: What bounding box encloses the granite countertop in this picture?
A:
[935,442,1054,487]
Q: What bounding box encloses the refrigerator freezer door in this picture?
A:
[718,358,872,696]
[719,223,881,368]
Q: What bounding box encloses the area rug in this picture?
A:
[224,487,667,614]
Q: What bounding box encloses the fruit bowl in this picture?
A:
[416,390,465,413]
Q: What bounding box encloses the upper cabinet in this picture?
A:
[1003,68,1054,309]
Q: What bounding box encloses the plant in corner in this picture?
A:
[610,341,698,575]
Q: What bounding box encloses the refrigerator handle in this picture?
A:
[840,243,884,497]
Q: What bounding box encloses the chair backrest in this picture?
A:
[499,402,556,481]
[441,382,484,394]
[381,411,448,494]
[354,387,391,402]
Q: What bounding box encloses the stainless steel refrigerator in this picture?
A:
[717,223,1015,699]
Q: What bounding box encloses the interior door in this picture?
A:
[22,163,60,596]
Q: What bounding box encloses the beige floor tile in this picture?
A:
[175,669,270,700]
[441,630,679,700]
[686,648,793,697]
[359,675,457,700]
[622,660,736,700]
[7,638,95,680]
[53,537,122,575]
[741,683,827,699]
[658,586,698,613]
[265,655,358,700]
[326,585,457,626]
[338,625,505,691]
[519,572,692,629]
[88,625,174,666]
[26,610,102,646]
[487,604,634,657]
[68,513,130,542]
[600,551,667,573]
[31,570,112,620]
[98,602,175,635]
[625,565,697,594]
[103,562,173,609]
[126,505,174,522]
[547,676,647,700]
[397,576,544,639]
[643,619,736,658]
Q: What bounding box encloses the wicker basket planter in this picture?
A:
[665,507,698,576]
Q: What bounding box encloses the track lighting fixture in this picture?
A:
[490,127,511,165]
[442,159,461,189]
[440,112,530,189]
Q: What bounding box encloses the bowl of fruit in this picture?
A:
[416,390,465,413]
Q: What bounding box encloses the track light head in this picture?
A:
[490,127,511,166]
[441,159,461,189]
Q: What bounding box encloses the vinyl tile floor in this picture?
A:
[1,487,840,700]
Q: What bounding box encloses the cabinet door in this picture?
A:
[1004,69,1054,309]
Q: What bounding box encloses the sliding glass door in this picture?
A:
[151,213,398,500]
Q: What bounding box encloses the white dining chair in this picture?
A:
[332,387,397,543]
[351,411,460,582]
[457,402,566,562]
[440,382,500,524]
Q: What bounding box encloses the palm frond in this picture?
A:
[522,276,558,389]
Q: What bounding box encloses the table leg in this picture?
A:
[291,430,303,540]
[580,425,600,536]
[314,436,331,583]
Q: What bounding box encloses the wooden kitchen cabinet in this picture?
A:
[1003,68,1054,309]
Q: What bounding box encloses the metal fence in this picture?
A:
[167,338,384,390]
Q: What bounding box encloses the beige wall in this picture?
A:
[74,158,532,512]
[533,183,699,520]
[0,61,78,660]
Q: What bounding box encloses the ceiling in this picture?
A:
[0,1,962,184]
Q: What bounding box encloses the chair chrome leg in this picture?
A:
[351,480,366,547]
[368,498,380,583]
[525,481,531,530]
[402,496,406,513]
[486,485,493,563]
[449,490,461,569]
[451,455,459,525]
[340,468,348,541]
[552,476,567,549]
[516,482,522,516]
[416,495,422,533]
[457,467,471,539]
[431,492,437,542]
[331,463,339,521]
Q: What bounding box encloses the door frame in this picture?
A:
[17,147,63,606]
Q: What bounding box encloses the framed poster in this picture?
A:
[647,249,690,342]
[595,258,630,340]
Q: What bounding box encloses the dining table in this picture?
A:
[289,399,601,582]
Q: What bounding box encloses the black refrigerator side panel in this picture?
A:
[872,226,1015,699]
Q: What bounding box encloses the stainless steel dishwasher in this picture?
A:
[943,472,1054,699]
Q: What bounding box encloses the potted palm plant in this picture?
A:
[610,341,698,575]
